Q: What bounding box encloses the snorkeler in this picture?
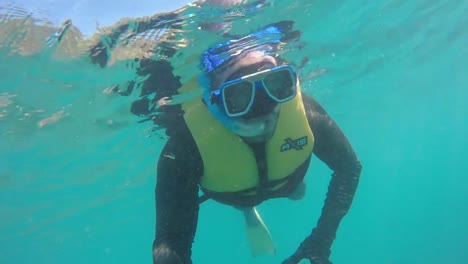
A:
[151,25,362,264]
[86,2,361,263]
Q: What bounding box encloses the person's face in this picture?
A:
[209,52,282,142]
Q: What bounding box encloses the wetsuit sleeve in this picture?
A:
[299,94,362,260]
[153,131,203,264]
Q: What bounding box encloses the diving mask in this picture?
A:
[210,65,297,117]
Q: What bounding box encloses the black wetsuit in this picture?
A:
[153,93,362,263]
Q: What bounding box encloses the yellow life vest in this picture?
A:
[181,77,314,193]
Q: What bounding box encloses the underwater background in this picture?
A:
[0,0,467,263]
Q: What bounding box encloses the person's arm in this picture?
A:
[284,94,362,264]
[153,129,203,264]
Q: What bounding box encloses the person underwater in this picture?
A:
[152,25,362,264]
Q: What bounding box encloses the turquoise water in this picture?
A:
[1,0,467,263]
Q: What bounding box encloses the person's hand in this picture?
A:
[153,244,183,264]
[281,236,332,264]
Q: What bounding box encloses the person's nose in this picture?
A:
[243,87,277,119]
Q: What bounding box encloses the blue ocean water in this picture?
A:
[0,0,467,264]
